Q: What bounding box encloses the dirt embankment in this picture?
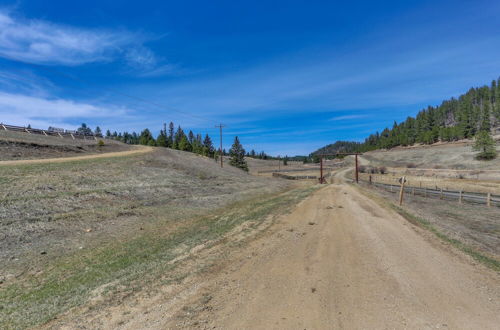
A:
[0,130,133,161]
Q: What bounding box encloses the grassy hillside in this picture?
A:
[0,147,312,328]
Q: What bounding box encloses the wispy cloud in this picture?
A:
[329,114,370,121]
[0,91,129,129]
[0,10,173,75]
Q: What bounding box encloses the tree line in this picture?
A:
[312,78,500,159]
[93,121,253,171]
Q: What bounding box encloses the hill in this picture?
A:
[0,145,307,328]
[312,77,500,155]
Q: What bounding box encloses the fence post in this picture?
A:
[424,187,427,198]
[459,190,462,204]
[487,193,491,208]
[399,176,406,206]
[412,187,415,196]
[440,187,443,200]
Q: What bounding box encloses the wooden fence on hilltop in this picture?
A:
[0,123,103,140]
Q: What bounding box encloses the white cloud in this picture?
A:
[0,10,165,71]
[0,91,128,129]
[329,114,370,121]
[125,46,157,69]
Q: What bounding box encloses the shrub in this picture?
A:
[406,163,416,168]
[378,166,387,174]
[97,140,105,147]
[358,165,367,173]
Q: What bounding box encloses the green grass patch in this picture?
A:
[0,185,318,329]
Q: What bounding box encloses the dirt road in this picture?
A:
[0,145,152,166]
[56,174,499,329]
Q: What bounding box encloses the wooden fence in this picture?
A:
[0,123,103,140]
[272,172,318,180]
[362,179,500,207]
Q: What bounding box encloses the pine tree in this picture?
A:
[95,126,102,136]
[188,130,194,145]
[139,129,155,145]
[178,135,191,151]
[472,130,497,160]
[480,102,491,131]
[168,122,175,147]
[174,126,185,149]
[203,134,214,157]
[229,136,248,171]
[156,129,167,147]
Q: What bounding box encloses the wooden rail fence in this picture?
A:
[362,179,500,207]
[0,123,103,140]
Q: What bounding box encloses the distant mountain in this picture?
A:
[311,77,500,156]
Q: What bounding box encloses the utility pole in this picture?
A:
[215,124,225,168]
[320,156,324,184]
[355,154,359,183]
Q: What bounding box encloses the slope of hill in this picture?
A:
[0,130,132,160]
[312,77,500,155]
[0,146,307,328]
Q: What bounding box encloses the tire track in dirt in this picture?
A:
[159,182,499,329]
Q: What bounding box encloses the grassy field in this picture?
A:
[0,183,317,329]
[361,140,500,172]
[0,147,320,328]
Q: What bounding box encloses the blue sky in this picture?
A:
[0,0,499,155]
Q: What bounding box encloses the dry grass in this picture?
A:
[0,146,318,329]
[359,173,500,194]
[362,141,500,172]
[0,149,289,273]
[361,182,500,263]
[0,182,317,329]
